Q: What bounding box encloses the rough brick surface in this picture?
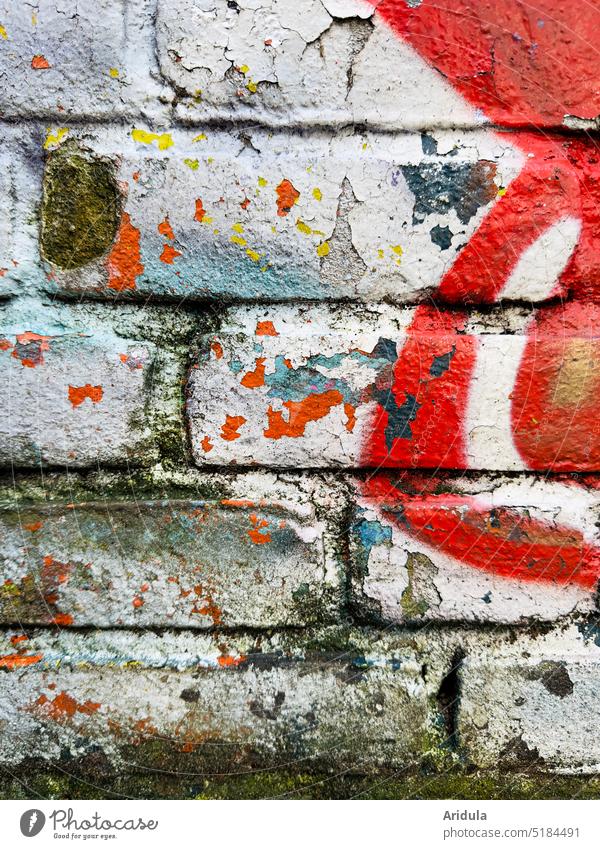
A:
[459,626,600,772]
[0,0,170,120]
[37,127,556,304]
[158,0,600,131]
[187,304,600,472]
[0,473,342,628]
[350,474,600,624]
[0,300,189,469]
[0,628,453,773]
[2,0,600,796]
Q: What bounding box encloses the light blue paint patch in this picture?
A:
[353,518,393,559]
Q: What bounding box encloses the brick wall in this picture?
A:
[2,0,600,798]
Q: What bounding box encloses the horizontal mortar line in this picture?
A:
[0,497,303,511]
[0,290,594,322]
[0,114,596,139]
[0,619,579,638]
[39,292,570,314]
[4,466,600,481]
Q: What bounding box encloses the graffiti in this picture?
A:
[361,0,600,591]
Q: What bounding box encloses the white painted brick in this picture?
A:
[459,627,600,772]
[158,0,479,129]
[40,126,538,304]
[0,628,453,772]
[187,303,600,472]
[350,474,599,624]
[0,299,186,468]
[0,0,170,120]
[0,473,342,628]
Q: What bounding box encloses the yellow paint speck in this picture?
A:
[43,127,69,150]
[391,245,403,257]
[377,248,384,259]
[232,222,244,234]
[192,133,207,142]
[246,80,258,94]
[231,235,247,247]
[0,25,7,39]
[271,225,277,234]
[362,142,368,150]
[497,187,506,196]
[207,157,214,164]
[296,219,312,236]
[184,158,199,170]
[131,129,174,150]
[239,64,249,74]
[258,177,268,187]
[312,187,322,201]
[109,67,119,78]
[316,241,330,258]
[246,248,261,262]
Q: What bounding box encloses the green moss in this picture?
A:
[400,553,429,618]
[41,143,121,269]
[4,767,600,800]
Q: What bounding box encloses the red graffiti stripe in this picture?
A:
[362,306,477,468]
[362,476,600,588]
[373,0,600,128]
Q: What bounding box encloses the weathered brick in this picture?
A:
[0,628,454,773]
[0,300,187,468]
[0,0,170,120]
[459,626,600,772]
[37,126,552,303]
[187,303,600,472]
[0,130,45,297]
[157,0,600,132]
[350,474,600,624]
[0,473,342,628]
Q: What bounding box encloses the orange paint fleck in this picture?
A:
[190,584,222,626]
[107,212,144,291]
[119,352,144,370]
[42,555,72,584]
[158,216,175,240]
[0,338,12,351]
[51,613,73,626]
[68,384,103,407]
[160,244,182,264]
[240,197,251,210]
[10,635,29,646]
[220,498,255,508]
[132,596,144,608]
[194,198,207,222]
[255,320,278,337]
[35,690,100,718]
[0,653,42,669]
[264,390,344,439]
[220,414,246,441]
[201,435,213,453]
[248,514,271,544]
[275,179,300,216]
[12,332,51,368]
[283,357,293,369]
[132,171,141,182]
[210,340,224,359]
[23,521,43,532]
[31,54,50,69]
[217,654,247,667]
[248,528,271,544]
[240,357,266,389]
[344,402,357,433]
